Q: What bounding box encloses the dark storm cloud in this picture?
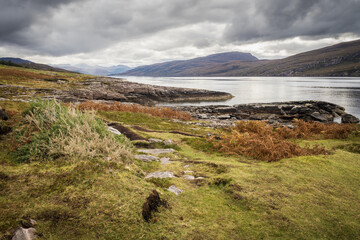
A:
[225,0,360,42]
[0,0,359,56]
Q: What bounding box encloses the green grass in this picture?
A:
[0,101,359,239]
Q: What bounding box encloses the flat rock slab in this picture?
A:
[135,155,159,162]
[145,171,175,179]
[160,157,172,165]
[12,227,36,240]
[108,126,122,135]
[168,185,183,195]
[138,149,176,155]
[183,175,195,180]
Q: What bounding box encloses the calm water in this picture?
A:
[114,76,360,118]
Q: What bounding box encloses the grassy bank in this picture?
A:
[1,99,359,239]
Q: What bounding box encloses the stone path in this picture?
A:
[135,139,205,196]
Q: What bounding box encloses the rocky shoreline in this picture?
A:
[49,77,233,105]
[172,101,359,124]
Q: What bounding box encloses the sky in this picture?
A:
[0,0,360,67]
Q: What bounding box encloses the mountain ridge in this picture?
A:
[122,39,360,77]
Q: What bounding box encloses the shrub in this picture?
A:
[76,101,192,121]
[14,99,132,163]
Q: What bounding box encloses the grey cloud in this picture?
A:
[0,0,359,57]
[225,0,360,42]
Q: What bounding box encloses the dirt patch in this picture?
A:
[142,190,168,222]
[108,123,148,141]
[131,125,163,133]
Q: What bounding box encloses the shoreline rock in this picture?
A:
[172,101,359,124]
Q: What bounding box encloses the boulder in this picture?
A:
[310,112,334,122]
[341,114,360,123]
[12,227,36,240]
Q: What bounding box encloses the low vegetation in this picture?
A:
[0,68,359,239]
[209,120,358,162]
[13,99,132,163]
[77,100,193,121]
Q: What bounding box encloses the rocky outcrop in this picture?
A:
[47,77,232,105]
[173,101,359,124]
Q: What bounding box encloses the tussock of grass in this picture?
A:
[77,100,192,121]
[14,99,132,163]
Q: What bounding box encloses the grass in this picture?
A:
[0,100,359,239]
[13,99,133,163]
[77,100,193,121]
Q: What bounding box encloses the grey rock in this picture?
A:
[107,126,122,135]
[198,114,209,119]
[134,155,159,162]
[310,112,333,122]
[145,171,175,179]
[217,114,231,120]
[213,107,237,113]
[160,157,172,165]
[163,139,174,145]
[138,149,176,155]
[148,138,162,143]
[168,185,183,195]
[183,175,195,180]
[341,114,360,123]
[12,227,36,240]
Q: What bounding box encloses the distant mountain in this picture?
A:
[53,64,132,76]
[123,52,258,77]
[0,57,71,73]
[124,39,360,77]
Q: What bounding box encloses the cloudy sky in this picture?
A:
[0,0,360,67]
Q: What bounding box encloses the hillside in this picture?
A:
[123,52,259,77]
[0,57,73,73]
[123,39,360,77]
[53,64,132,76]
[0,65,360,239]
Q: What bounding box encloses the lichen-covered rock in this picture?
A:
[145,171,175,179]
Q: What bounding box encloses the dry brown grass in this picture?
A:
[277,119,358,139]
[76,101,192,121]
[210,120,358,162]
[0,67,55,80]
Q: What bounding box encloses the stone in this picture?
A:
[163,139,174,145]
[310,112,333,122]
[138,149,176,155]
[148,138,162,143]
[183,175,195,180]
[107,126,122,135]
[217,114,231,120]
[198,114,209,119]
[160,157,172,165]
[145,171,175,179]
[20,218,37,228]
[168,185,183,195]
[12,227,36,240]
[213,107,237,113]
[341,114,360,123]
[135,155,159,162]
